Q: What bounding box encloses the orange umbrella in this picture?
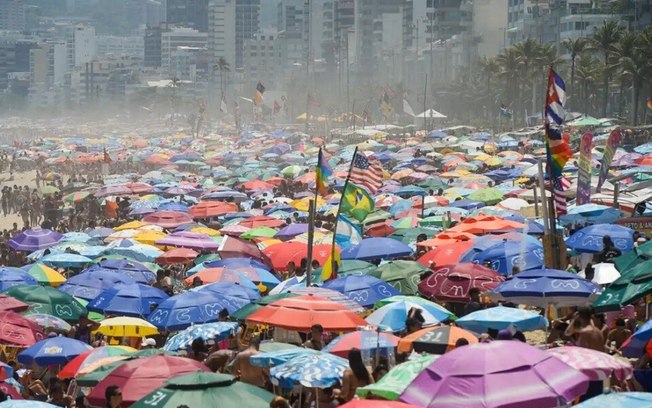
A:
[397,326,478,354]
[157,248,198,265]
[246,295,366,332]
[239,216,286,229]
[237,179,275,191]
[417,232,477,248]
[188,201,238,219]
[417,241,474,268]
[447,215,524,234]
[264,177,285,186]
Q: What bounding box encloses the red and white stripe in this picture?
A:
[349,154,383,194]
[553,176,570,215]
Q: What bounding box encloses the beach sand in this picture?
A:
[0,169,39,229]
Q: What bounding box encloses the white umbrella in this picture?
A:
[578,262,621,285]
[416,109,447,118]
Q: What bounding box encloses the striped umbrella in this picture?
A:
[249,348,317,368]
[58,345,136,379]
[25,313,72,332]
[270,352,348,388]
[163,322,239,352]
[357,354,440,400]
[547,346,633,381]
[23,264,66,287]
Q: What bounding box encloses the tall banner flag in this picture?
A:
[403,99,415,117]
[103,148,112,164]
[544,67,572,216]
[597,128,622,191]
[381,91,393,119]
[220,94,227,113]
[315,148,333,197]
[254,82,265,105]
[576,132,594,205]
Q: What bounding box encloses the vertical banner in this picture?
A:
[597,128,622,191]
[576,131,594,205]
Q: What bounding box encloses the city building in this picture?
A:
[471,0,508,57]
[208,0,260,71]
[0,0,25,32]
[161,27,207,71]
[144,25,163,68]
[164,0,210,32]
[242,29,281,90]
[96,35,145,60]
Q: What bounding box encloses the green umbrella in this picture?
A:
[195,253,221,265]
[240,227,278,240]
[615,242,652,272]
[131,372,274,408]
[40,185,60,195]
[593,260,652,312]
[74,297,104,321]
[231,293,299,320]
[76,360,125,387]
[389,228,438,245]
[363,210,393,225]
[369,261,430,295]
[280,165,305,178]
[466,187,504,205]
[3,285,87,322]
[418,178,447,191]
[357,354,439,400]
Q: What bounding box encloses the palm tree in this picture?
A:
[495,47,521,116]
[612,32,638,116]
[562,37,587,97]
[213,57,230,97]
[590,20,624,117]
[575,53,601,114]
[514,39,543,113]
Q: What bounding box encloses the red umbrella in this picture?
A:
[417,241,474,269]
[262,242,336,271]
[189,201,238,219]
[0,381,22,399]
[247,295,367,332]
[365,223,396,237]
[239,216,286,229]
[0,311,45,347]
[418,263,504,303]
[447,215,524,234]
[417,232,477,248]
[143,211,194,228]
[87,355,210,406]
[218,236,271,267]
[123,182,153,194]
[0,294,29,312]
[157,248,198,265]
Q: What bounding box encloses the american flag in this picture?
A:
[552,176,570,215]
[349,153,383,194]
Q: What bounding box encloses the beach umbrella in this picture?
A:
[156,231,219,250]
[270,352,348,388]
[490,268,599,307]
[399,341,589,408]
[322,275,401,307]
[312,260,376,281]
[148,291,245,331]
[184,267,257,289]
[24,313,71,333]
[547,346,632,381]
[195,282,261,302]
[131,372,274,408]
[93,258,157,283]
[369,260,430,295]
[87,284,169,317]
[574,392,652,408]
[87,355,210,407]
[57,270,138,300]
[22,264,66,287]
[102,241,163,262]
[466,188,504,205]
[250,347,316,368]
[231,293,299,320]
[455,305,548,333]
[143,210,194,228]
[86,227,115,238]
[162,322,239,351]
[447,215,524,234]
[397,326,478,354]
[418,263,504,303]
[4,285,87,321]
[0,402,59,408]
[246,295,367,332]
[284,287,365,312]
[0,267,38,291]
[357,354,439,400]
[594,259,652,312]
[18,337,92,366]
[341,238,413,261]
[323,331,400,358]
[578,262,621,285]
[365,300,453,332]
[189,201,238,218]
[0,311,45,347]
[274,223,309,240]
[417,241,475,267]
[262,241,335,271]
[0,294,29,312]
[240,226,278,239]
[8,228,63,252]
[157,248,199,265]
[132,229,168,245]
[97,317,159,337]
[58,345,136,379]
[40,253,92,269]
[340,402,419,408]
[465,240,545,276]
[76,360,126,387]
[566,224,634,254]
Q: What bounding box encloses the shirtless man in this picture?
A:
[605,318,632,351]
[231,336,265,387]
[565,307,605,352]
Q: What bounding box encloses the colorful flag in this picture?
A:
[553,176,569,215]
[103,148,112,164]
[341,182,374,222]
[334,215,362,249]
[316,148,333,197]
[254,82,265,105]
[500,104,513,118]
[647,97,652,110]
[403,99,415,117]
[597,128,622,190]
[544,67,572,180]
[321,247,341,281]
[349,153,383,194]
[545,67,567,126]
[575,132,593,205]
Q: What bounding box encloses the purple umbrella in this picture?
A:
[8,228,63,252]
[156,231,219,250]
[274,223,309,240]
[399,341,589,408]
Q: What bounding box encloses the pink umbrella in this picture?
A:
[399,341,589,408]
[143,210,194,228]
[156,231,219,250]
[94,184,133,197]
[547,346,633,381]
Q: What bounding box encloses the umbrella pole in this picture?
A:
[305,198,316,286]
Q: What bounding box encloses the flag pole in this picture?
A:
[327,146,359,280]
[305,198,316,286]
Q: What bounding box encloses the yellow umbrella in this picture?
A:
[391,169,414,180]
[290,196,326,212]
[484,157,503,167]
[133,230,168,245]
[114,220,148,231]
[96,317,159,338]
[190,226,221,236]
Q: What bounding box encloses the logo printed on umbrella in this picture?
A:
[174,310,191,323]
[44,346,63,355]
[513,279,537,289]
[550,279,580,289]
[377,285,394,297]
[349,290,369,304]
[1,325,26,341]
[55,304,73,317]
[204,303,223,318]
[149,309,169,323]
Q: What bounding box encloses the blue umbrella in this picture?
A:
[250,348,317,368]
[61,232,92,243]
[270,352,348,388]
[8,228,63,252]
[40,253,92,269]
[148,291,245,331]
[341,238,413,261]
[466,240,545,276]
[86,227,118,238]
[322,275,401,307]
[0,267,38,291]
[93,259,157,283]
[490,268,599,307]
[157,202,190,212]
[365,300,453,332]
[455,305,548,333]
[574,392,652,408]
[86,283,169,317]
[448,199,485,211]
[57,270,138,300]
[18,337,92,366]
[566,224,634,254]
[395,185,427,197]
[388,199,414,217]
[195,282,261,302]
[621,319,652,358]
[162,322,239,351]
